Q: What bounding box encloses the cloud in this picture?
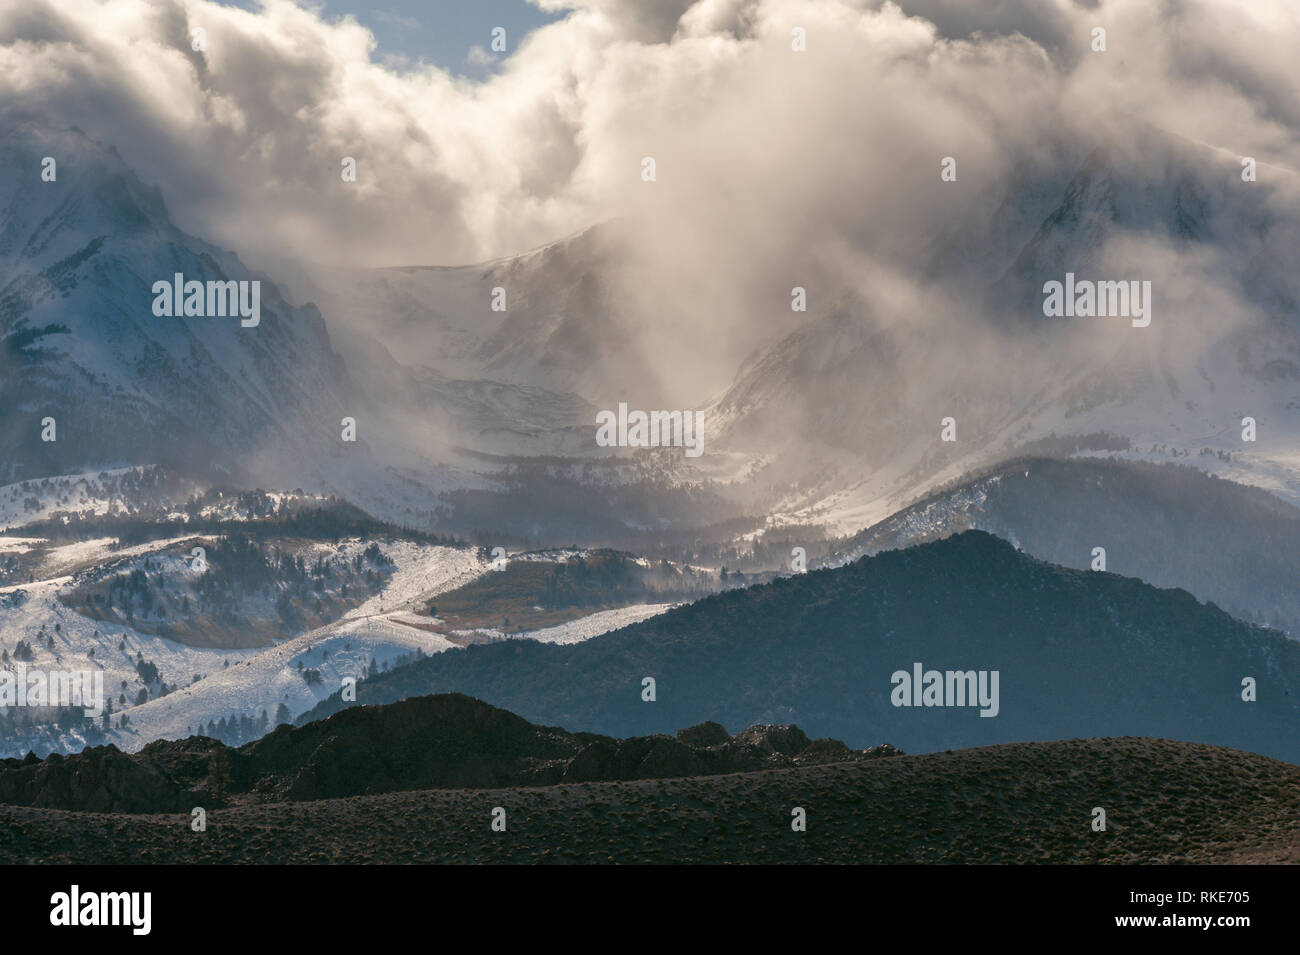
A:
[373,10,422,32]
[1,0,1294,264]
[466,44,497,66]
[0,0,1297,412]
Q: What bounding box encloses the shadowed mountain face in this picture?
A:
[302,531,1300,762]
[829,456,1300,637]
[0,693,898,813]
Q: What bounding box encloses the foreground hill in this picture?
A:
[302,530,1300,762]
[2,736,1295,864]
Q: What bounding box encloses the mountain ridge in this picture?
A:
[299,529,1300,761]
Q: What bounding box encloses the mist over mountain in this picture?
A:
[706,129,1300,529]
[0,124,609,529]
[3,52,1300,547]
[9,115,1294,552]
[3,0,1297,542]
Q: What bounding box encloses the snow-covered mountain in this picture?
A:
[279,125,1300,541]
[0,122,359,488]
[4,119,1300,765]
[0,123,603,527]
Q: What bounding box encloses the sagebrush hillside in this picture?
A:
[2,735,1295,864]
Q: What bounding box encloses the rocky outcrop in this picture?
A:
[0,693,901,812]
[0,744,200,812]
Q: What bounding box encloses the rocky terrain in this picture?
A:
[0,693,898,813]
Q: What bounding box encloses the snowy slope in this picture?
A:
[821,456,1300,638]
[0,565,262,755]
[0,468,151,527]
[0,533,487,749]
[106,550,680,749]
[518,603,676,645]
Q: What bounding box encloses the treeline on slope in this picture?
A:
[0,463,197,515]
[15,488,465,548]
[0,704,107,757]
[62,537,396,648]
[0,623,176,753]
[187,704,292,747]
[0,551,28,587]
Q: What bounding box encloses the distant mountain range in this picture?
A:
[5,120,1300,775]
[6,120,1300,544]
